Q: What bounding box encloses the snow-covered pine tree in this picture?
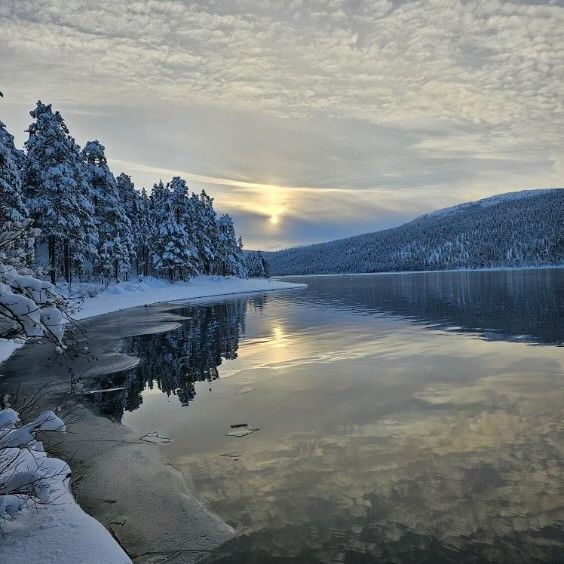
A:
[117,173,152,276]
[216,214,246,276]
[245,251,270,277]
[150,180,197,280]
[0,120,35,266]
[190,190,217,274]
[23,102,98,284]
[138,188,152,276]
[168,176,199,274]
[0,120,27,224]
[82,141,134,283]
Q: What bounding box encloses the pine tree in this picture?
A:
[245,251,270,277]
[168,176,199,274]
[82,141,134,282]
[23,102,98,283]
[0,120,27,224]
[216,214,246,276]
[190,190,217,274]
[150,180,198,280]
[117,173,152,276]
[138,188,152,276]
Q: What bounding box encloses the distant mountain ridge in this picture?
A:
[266,189,564,275]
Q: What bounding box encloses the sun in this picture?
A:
[270,215,279,225]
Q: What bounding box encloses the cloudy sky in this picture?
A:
[1,0,562,249]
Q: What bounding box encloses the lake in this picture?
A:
[48,270,564,561]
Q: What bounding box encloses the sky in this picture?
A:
[1,0,562,250]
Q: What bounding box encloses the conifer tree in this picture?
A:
[216,214,245,276]
[82,141,134,282]
[0,120,27,224]
[168,176,199,274]
[190,190,217,274]
[138,188,153,276]
[151,180,198,280]
[117,173,152,276]
[245,251,270,277]
[23,102,97,283]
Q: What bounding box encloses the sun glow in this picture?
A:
[270,215,279,224]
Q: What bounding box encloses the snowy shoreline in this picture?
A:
[0,276,305,563]
[0,276,306,365]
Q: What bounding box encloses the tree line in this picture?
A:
[1,101,269,285]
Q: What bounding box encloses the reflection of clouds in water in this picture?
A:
[183,351,563,561]
[78,272,562,560]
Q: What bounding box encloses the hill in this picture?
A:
[266,189,564,275]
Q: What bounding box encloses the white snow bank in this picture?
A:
[0,339,24,366]
[0,408,130,564]
[0,489,130,563]
[72,275,306,320]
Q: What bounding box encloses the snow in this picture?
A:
[0,339,24,366]
[0,485,130,564]
[0,408,130,563]
[73,275,306,320]
[0,276,304,365]
[268,188,563,275]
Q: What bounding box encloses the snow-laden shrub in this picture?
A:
[0,221,70,344]
[0,407,68,521]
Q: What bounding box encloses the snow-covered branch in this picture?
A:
[0,407,67,522]
[0,221,70,344]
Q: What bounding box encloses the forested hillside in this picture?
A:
[267,189,564,275]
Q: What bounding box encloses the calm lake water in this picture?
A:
[89,269,563,562]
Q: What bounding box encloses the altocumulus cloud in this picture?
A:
[0,0,562,249]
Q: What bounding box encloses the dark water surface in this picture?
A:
[87,270,563,562]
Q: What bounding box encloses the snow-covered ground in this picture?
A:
[72,275,306,320]
[0,340,24,368]
[0,408,130,563]
[0,276,304,563]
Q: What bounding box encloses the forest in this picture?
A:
[1,101,269,286]
[267,189,564,275]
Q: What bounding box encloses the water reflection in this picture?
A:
[82,269,563,562]
[83,297,271,420]
[285,268,562,345]
[85,270,562,422]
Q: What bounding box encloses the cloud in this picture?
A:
[1,0,562,249]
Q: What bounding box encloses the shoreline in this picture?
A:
[275,264,564,278]
[0,276,306,365]
[56,402,236,563]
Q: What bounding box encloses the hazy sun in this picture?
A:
[270,215,279,224]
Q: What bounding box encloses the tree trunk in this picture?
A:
[63,241,70,283]
[48,236,56,285]
[144,247,149,277]
[68,246,72,286]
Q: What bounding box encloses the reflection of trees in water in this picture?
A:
[290,269,562,344]
[128,300,245,407]
[87,295,267,420]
